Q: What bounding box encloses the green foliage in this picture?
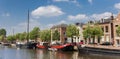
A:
[30,27,40,40]
[116,25,120,36]
[19,32,27,41]
[40,30,51,42]
[15,33,21,40]
[66,24,79,37]
[0,28,6,36]
[83,24,93,39]
[0,35,4,41]
[7,35,16,42]
[92,24,103,37]
[83,24,103,40]
[53,30,60,40]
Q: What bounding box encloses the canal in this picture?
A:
[0,46,120,59]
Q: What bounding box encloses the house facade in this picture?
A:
[74,13,120,46]
[51,24,67,43]
[73,23,84,43]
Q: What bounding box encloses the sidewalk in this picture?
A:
[85,44,120,50]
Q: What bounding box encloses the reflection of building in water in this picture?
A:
[37,50,50,59]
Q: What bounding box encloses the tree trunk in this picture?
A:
[71,37,73,43]
[93,36,95,44]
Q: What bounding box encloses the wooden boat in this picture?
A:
[2,43,11,46]
[49,43,74,51]
[26,41,37,49]
[16,42,25,48]
[36,42,49,49]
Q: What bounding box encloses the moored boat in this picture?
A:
[26,41,37,49]
[49,43,74,51]
[36,42,49,49]
[2,43,11,46]
[16,42,25,48]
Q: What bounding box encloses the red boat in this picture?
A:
[49,43,74,51]
[36,42,49,49]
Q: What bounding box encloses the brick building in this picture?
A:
[51,24,67,43]
[75,13,120,46]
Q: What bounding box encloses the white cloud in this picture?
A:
[90,12,113,20]
[88,0,93,4]
[114,3,120,10]
[67,12,116,22]
[68,14,88,21]
[31,5,64,18]
[2,13,10,17]
[58,20,66,24]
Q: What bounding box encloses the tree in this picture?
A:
[15,33,21,40]
[83,23,103,44]
[91,24,103,43]
[0,28,6,42]
[83,24,93,44]
[53,30,60,40]
[66,24,79,42]
[0,28,6,36]
[19,32,26,41]
[116,25,120,36]
[7,35,16,42]
[40,30,51,42]
[0,35,4,42]
[30,27,40,41]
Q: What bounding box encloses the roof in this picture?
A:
[51,24,68,29]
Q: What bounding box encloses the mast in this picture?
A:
[27,10,30,42]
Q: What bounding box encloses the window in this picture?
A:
[116,25,118,27]
[105,26,108,32]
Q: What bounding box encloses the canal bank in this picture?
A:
[77,44,120,55]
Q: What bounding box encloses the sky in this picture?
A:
[0,0,120,35]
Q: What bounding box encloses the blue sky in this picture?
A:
[0,0,120,35]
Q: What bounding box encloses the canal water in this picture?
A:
[0,46,120,59]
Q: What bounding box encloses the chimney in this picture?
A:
[111,13,114,20]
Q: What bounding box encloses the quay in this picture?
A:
[77,44,120,55]
[86,45,120,50]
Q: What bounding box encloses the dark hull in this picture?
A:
[26,42,37,49]
[16,44,25,48]
[3,43,11,46]
[50,45,74,51]
[59,45,74,51]
[77,46,120,55]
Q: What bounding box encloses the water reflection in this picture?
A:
[0,47,120,59]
